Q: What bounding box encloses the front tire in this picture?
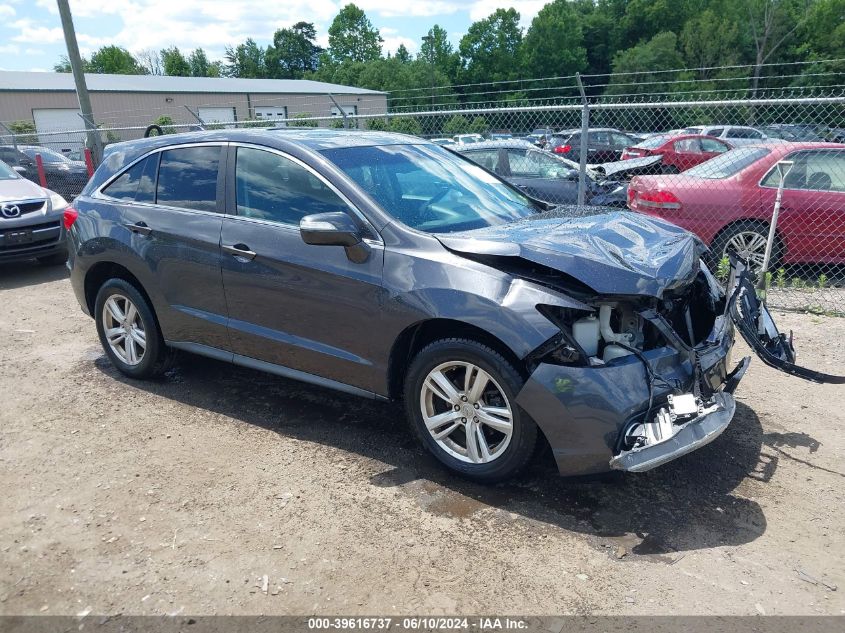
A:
[404,338,537,483]
[94,278,174,379]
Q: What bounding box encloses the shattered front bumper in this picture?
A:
[515,272,750,477]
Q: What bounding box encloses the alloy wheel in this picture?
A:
[724,230,768,273]
[101,293,146,366]
[419,361,514,464]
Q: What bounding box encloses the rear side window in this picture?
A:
[102,155,157,202]
[235,147,348,225]
[707,128,724,137]
[674,138,701,153]
[683,147,770,179]
[156,146,220,212]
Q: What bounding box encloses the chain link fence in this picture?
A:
[1,82,843,315]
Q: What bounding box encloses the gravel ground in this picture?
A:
[1,262,844,617]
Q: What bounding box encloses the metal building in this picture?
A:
[0,70,387,152]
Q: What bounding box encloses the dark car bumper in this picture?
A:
[515,278,749,477]
[0,219,66,263]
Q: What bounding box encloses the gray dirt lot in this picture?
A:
[1,262,844,616]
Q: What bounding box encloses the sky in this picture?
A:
[0,0,551,73]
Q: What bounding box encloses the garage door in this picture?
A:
[33,108,84,153]
[198,107,236,126]
[255,106,288,126]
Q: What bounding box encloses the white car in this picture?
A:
[683,125,772,146]
[0,159,69,265]
[453,134,485,145]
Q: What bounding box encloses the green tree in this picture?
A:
[459,8,524,86]
[161,47,191,76]
[420,24,460,83]
[224,38,266,78]
[327,4,383,63]
[388,116,422,135]
[743,0,813,96]
[681,10,741,75]
[366,117,389,131]
[290,112,318,127]
[85,46,146,74]
[394,44,412,63]
[522,0,588,79]
[607,32,685,95]
[187,48,220,77]
[266,22,322,79]
[443,114,470,135]
[8,120,38,143]
[468,116,489,134]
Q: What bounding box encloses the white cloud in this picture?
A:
[467,0,546,26]
[10,18,64,43]
[355,1,462,19]
[0,43,20,55]
[382,34,418,57]
[0,4,16,18]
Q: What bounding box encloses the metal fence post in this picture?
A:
[184,105,206,129]
[575,73,589,207]
[327,93,349,129]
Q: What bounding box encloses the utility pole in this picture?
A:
[56,0,103,165]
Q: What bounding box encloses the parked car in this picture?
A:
[761,124,825,142]
[627,142,845,269]
[0,159,69,264]
[489,132,513,140]
[18,145,90,197]
[454,139,640,207]
[526,128,554,147]
[430,138,455,146]
[682,125,770,146]
[452,134,485,145]
[621,134,732,173]
[66,130,837,484]
[548,128,641,163]
[0,145,38,181]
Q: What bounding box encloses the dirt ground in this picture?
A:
[1,262,844,617]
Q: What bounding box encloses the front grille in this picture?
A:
[0,199,47,216]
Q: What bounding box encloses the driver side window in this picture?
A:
[235,147,349,225]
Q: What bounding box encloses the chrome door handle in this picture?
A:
[125,221,151,236]
[222,243,257,261]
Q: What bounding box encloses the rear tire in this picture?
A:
[94,278,175,379]
[403,338,537,483]
[710,220,782,276]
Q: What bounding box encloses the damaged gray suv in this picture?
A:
[65,130,842,482]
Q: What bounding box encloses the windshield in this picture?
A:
[0,160,19,180]
[634,134,670,149]
[22,147,73,163]
[322,144,539,233]
[683,146,771,179]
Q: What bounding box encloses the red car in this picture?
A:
[627,142,845,268]
[622,134,732,173]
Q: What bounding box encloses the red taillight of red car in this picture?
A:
[622,147,644,160]
[553,144,571,154]
[62,207,79,230]
[629,189,682,213]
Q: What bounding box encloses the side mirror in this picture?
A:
[12,165,26,174]
[300,212,370,263]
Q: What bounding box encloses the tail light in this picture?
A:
[553,144,571,154]
[62,206,78,230]
[629,188,682,213]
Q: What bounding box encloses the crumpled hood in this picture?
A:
[437,210,706,298]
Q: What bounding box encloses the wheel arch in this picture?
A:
[84,261,160,327]
[709,217,786,254]
[387,318,526,402]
